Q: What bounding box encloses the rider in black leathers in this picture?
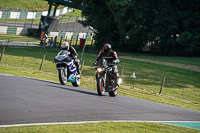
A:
[60,41,81,74]
[93,43,120,86]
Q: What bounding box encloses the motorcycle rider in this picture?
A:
[60,41,81,75]
[93,43,120,86]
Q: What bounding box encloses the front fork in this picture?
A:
[96,72,106,87]
[57,67,67,77]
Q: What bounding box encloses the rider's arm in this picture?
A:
[93,52,102,65]
[69,45,78,58]
[96,52,102,62]
[113,51,120,64]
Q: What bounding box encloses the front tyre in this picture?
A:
[97,78,105,96]
[109,87,118,97]
[58,68,67,85]
[72,74,81,87]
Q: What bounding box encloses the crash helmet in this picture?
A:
[61,41,69,50]
[103,43,112,54]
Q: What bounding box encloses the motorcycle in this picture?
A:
[93,58,122,97]
[54,50,81,87]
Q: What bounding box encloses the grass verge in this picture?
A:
[0,34,40,43]
[0,122,199,133]
[0,0,65,11]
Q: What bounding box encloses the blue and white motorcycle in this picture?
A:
[54,50,81,87]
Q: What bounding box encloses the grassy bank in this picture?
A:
[0,0,64,11]
[0,46,199,111]
[0,122,199,133]
[0,35,40,43]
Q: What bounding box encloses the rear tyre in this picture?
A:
[72,74,81,87]
[58,68,67,85]
[97,78,105,96]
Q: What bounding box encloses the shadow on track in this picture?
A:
[48,85,99,96]
[23,76,99,96]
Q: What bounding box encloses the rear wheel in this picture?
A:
[97,78,105,96]
[109,87,118,97]
[72,73,81,87]
[58,68,67,85]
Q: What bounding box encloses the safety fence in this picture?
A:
[0,32,95,49]
[0,7,73,19]
[0,7,90,33]
[0,7,76,30]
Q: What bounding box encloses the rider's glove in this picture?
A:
[74,55,77,59]
[113,60,117,64]
[113,59,119,64]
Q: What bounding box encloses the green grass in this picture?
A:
[119,52,200,67]
[63,9,82,17]
[0,0,65,11]
[0,122,199,133]
[58,10,83,23]
[0,46,199,112]
[0,35,40,43]
[0,18,41,24]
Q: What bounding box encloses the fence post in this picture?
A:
[80,60,84,75]
[120,67,124,78]
[39,53,45,71]
[22,54,25,66]
[53,36,57,48]
[0,47,5,63]
[159,76,165,94]
[70,35,73,46]
[75,35,79,47]
[59,36,62,48]
[50,37,53,48]
[91,36,94,46]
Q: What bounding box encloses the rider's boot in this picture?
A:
[114,73,119,86]
[77,65,81,74]
[75,61,81,74]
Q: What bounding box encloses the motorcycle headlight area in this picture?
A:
[97,68,103,73]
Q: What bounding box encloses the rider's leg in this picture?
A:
[74,59,81,74]
[113,65,119,86]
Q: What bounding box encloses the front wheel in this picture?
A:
[97,78,105,96]
[109,87,118,97]
[58,68,67,85]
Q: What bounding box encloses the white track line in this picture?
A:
[1,120,200,128]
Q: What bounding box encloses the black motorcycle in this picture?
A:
[54,50,81,87]
[93,58,122,97]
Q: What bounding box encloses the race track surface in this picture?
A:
[0,74,200,125]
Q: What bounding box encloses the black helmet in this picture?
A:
[103,43,112,54]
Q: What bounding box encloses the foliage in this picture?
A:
[74,0,200,56]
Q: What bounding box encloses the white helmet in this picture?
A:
[61,42,69,50]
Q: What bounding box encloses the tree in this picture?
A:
[74,0,200,56]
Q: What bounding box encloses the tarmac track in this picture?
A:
[0,74,200,128]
